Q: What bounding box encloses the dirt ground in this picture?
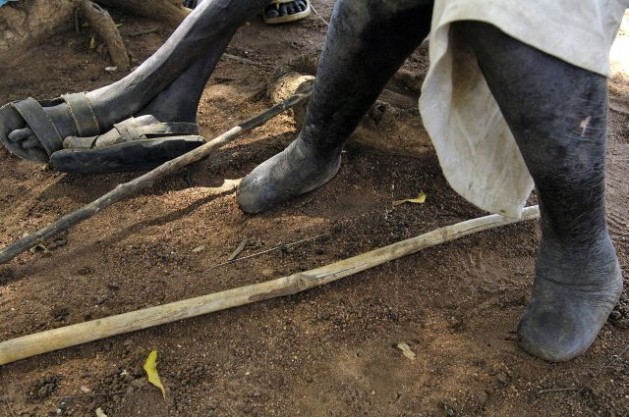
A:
[0,2,628,416]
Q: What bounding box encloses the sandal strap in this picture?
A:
[61,93,100,137]
[12,98,63,156]
[114,119,199,141]
[134,122,199,137]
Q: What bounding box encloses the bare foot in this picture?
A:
[237,138,341,213]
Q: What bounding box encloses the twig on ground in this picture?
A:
[537,387,580,395]
[227,237,249,261]
[309,3,329,26]
[0,82,314,265]
[206,234,325,271]
[0,206,540,365]
[223,53,273,69]
[128,27,160,37]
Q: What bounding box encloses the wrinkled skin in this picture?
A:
[3,0,623,362]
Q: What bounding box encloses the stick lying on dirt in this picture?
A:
[0,205,540,366]
[0,82,313,265]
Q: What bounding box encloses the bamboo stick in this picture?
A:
[0,205,540,366]
[0,84,313,265]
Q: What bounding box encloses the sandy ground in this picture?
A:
[0,3,628,417]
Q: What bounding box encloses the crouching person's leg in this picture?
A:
[237,0,434,213]
[459,21,623,361]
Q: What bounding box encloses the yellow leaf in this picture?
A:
[95,408,108,417]
[396,342,416,361]
[393,192,427,206]
[89,35,96,50]
[143,350,167,399]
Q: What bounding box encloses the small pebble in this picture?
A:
[496,372,511,386]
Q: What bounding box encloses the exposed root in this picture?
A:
[80,0,129,71]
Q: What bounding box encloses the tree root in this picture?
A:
[80,0,129,71]
[0,0,190,66]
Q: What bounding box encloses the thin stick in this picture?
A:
[0,206,540,365]
[223,53,273,69]
[206,234,325,271]
[128,27,160,37]
[309,3,329,26]
[227,237,249,261]
[537,387,580,395]
[0,84,313,265]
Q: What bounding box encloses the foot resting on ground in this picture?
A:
[0,94,102,162]
[52,114,205,173]
[517,234,623,362]
[0,96,205,173]
[237,138,341,213]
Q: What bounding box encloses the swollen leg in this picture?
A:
[238,0,434,213]
[459,22,622,361]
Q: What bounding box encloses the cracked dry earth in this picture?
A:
[1,3,628,417]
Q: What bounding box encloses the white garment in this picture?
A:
[419,0,629,218]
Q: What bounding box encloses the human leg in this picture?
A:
[458,21,622,361]
[237,0,434,212]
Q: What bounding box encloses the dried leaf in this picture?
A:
[393,192,427,206]
[95,408,108,417]
[192,245,206,253]
[143,350,167,399]
[89,35,96,50]
[396,342,416,361]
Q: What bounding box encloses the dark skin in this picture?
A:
[2,0,623,361]
[238,0,623,362]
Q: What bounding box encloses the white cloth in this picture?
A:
[419,0,629,218]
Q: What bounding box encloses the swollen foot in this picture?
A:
[237,139,341,213]
[518,235,623,362]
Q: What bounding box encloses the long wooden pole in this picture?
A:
[0,84,313,265]
[0,205,540,366]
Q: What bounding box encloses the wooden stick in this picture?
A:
[0,205,540,366]
[0,84,313,265]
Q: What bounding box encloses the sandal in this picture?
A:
[0,93,100,163]
[263,0,311,24]
[50,116,205,173]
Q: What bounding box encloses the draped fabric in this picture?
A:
[419,0,628,217]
